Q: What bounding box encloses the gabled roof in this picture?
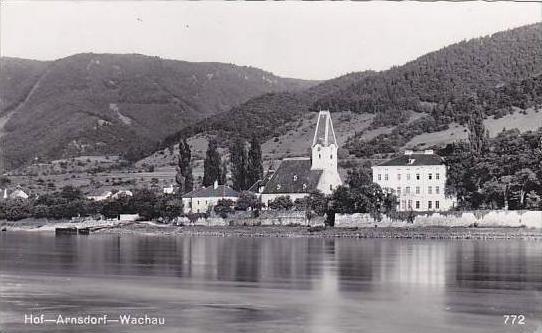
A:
[376,153,444,167]
[261,158,322,194]
[182,185,239,198]
[248,171,274,193]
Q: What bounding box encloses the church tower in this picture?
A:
[311,111,342,193]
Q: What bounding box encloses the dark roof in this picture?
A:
[376,153,444,167]
[182,185,239,198]
[261,158,322,194]
[247,172,274,193]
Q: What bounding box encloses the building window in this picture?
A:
[436,173,440,180]
[408,200,412,209]
[428,186,432,194]
[385,174,389,181]
[416,186,420,194]
[319,154,321,159]
[435,186,440,194]
[276,184,281,190]
[396,187,401,196]
[330,154,333,159]
[416,173,420,180]
[330,185,333,191]
[303,184,307,190]
[428,173,433,180]
[405,187,410,194]
[293,174,298,181]
[428,201,432,209]
[397,174,401,180]
[415,201,420,209]
[401,200,406,210]
[197,200,200,205]
[435,201,440,209]
[407,174,411,181]
[378,174,382,181]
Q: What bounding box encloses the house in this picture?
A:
[8,188,29,199]
[87,189,132,201]
[371,150,456,211]
[182,181,240,214]
[254,110,343,206]
[87,190,113,201]
[111,190,133,199]
[163,185,175,194]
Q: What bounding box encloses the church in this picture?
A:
[250,111,343,206]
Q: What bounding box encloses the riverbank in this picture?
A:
[3,219,541,240]
[98,224,542,240]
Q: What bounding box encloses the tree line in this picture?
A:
[176,134,264,194]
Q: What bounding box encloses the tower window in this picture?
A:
[319,154,321,159]
[330,154,333,159]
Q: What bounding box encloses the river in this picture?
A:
[1,232,541,332]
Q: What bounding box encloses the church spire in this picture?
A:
[312,110,337,147]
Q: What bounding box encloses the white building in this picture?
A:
[8,188,29,199]
[372,150,456,212]
[182,181,240,214]
[252,111,343,206]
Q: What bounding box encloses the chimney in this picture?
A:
[213,180,218,189]
[424,150,434,155]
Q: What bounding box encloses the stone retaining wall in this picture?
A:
[335,210,542,229]
[177,210,325,227]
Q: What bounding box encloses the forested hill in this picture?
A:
[0,53,315,170]
[311,23,542,124]
[164,23,542,153]
[162,71,373,147]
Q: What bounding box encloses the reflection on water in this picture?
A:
[1,232,541,333]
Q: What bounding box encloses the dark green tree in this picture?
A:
[246,134,263,189]
[467,102,490,157]
[230,137,248,191]
[176,138,193,194]
[203,138,221,187]
[219,158,228,185]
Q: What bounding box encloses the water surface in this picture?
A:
[1,232,541,332]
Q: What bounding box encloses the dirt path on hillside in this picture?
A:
[0,67,50,139]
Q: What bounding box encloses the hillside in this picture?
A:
[312,23,542,122]
[0,53,315,170]
[162,71,372,147]
[166,23,542,161]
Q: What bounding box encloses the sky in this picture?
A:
[1,1,541,80]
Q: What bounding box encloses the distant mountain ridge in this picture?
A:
[0,53,315,170]
[167,23,542,156]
